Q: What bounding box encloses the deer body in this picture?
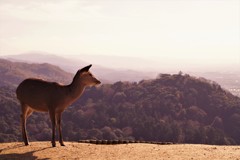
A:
[17,79,84,112]
[16,65,100,147]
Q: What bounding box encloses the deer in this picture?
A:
[16,64,101,147]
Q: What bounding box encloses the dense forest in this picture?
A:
[0,59,240,145]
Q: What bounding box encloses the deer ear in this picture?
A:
[79,64,92,73]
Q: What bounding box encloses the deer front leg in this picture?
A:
[21,113,28,146]
[49,111,56,147]
[21,104,32,146]
[56,112,65,146]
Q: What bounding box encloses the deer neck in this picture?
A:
[67,77,86,103]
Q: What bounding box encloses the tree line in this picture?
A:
[0,73,240,145]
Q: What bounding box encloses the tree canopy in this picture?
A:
[0,73,240,145]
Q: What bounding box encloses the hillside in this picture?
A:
[0,142,240,160]
[0,58,72,87]
[0,66,240,145]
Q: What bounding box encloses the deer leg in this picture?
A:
[49,111,56,147]
[56,112,65,146]
[21,103,32,146]
[21,113,28,145]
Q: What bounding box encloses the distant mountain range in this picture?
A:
[3,52,89,72]
[2,53,157,83]
[0,58,72,87]
[1,53,240,97]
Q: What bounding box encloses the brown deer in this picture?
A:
[16,64,100,147]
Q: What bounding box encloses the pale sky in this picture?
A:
[0,0,239,69]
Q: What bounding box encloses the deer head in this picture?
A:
[79,64,101,86]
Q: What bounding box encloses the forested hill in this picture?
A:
[0,58,72,86]
[0,64,240,145]
[71,73,240,144]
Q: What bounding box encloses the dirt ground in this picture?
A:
[0,142,240,160]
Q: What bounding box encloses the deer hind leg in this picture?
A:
[49,111,56,147]
[56,112,65,146]
[20,103,33,146]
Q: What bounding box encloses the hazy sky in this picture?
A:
[0,0,239,68]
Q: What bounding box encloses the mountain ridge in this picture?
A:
[2,53,157,83]
[0,58,73,87]
[2,53,240,96]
